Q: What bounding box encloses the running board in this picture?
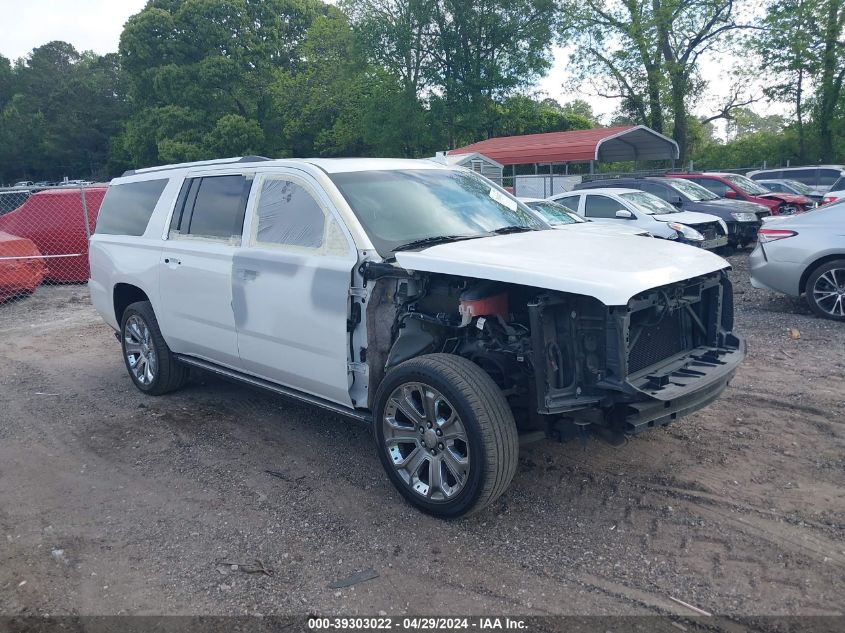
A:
[175,355,372,424]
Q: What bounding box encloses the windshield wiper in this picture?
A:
[489,225,534,235]
[392,234,478,252]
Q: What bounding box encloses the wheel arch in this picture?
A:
[799,254,845,294]
[113,283,151,324]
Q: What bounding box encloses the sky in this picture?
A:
[0,0,781,131]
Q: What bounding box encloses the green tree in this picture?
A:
[493,95,593,136]
[558,99,599,125]
[346,0,558,148]
[0,42,129,182]
[271,8,372,156]
[753,0,820,160]
[342,0,437,155]
[118,0,327,165]
[562,0,748,161]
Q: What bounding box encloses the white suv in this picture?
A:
[89,156,745,517]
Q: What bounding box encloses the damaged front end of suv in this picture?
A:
[360,261,744,446]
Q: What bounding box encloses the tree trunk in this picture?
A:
[670,76,688,163]
[796,67,806,162]
[817,0,843,162]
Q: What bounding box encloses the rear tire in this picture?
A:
[805,260,845,321]
[120,301,189,394]
[373,354,519,518]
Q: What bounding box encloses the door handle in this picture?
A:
[237,268,258,281]
[164,257,181,266]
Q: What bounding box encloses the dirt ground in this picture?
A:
[0,253,843,621]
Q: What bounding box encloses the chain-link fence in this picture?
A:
[0,184,105,307]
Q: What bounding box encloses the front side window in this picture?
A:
[96,179,168,236]
[170,175,250,241]
[550,195,581,212]
[329,169,544,255]
[723,174,773,195]
[527,200,585,225]
[663,178,719,201]
[619,191,680,215]
[783,180,813,195]
[253,178,326,249]
[584,195,627,219]
[640,182,670,201]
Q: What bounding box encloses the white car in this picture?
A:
[518,197,652,238]
[549,188,729,251]
[89,157,745,517]
[821,175,845,205]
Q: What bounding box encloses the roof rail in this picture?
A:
[121,156,272,177]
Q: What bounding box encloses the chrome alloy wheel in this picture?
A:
[382,382,470,501]
[813,267,845,318]
[123,315,157,385]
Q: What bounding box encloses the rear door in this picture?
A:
[233,170,358,406]
[157,173,252,368]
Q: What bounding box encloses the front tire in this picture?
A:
[806,260,845,321]
[120,301,189,394]
[373,354,519,518]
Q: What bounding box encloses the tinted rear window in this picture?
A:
[170,175,250,241]
[818,169,843,187]
[751,170,781,180]
[787,169,817,185]
[95,179,168,236]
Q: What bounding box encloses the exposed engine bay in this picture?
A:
[358,262,745,443]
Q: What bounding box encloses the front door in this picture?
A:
[157,173,252,369]
[233,170,358,406]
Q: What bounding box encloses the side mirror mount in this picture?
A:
[724,190,738,199]
[615,209,633,219]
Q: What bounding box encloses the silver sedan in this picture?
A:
[750,201,845,320]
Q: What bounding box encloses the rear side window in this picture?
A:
[95,179,168,236]
[830,176,845,191]
[818,169,842,187]
[752,170,781,180]
[788,168,817,185]
[584,195,624,218]
[692,178,731,197]
[170,175,250,241]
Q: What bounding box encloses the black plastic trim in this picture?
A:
[175,355,372,424]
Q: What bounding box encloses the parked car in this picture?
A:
[750,201,845,321]
[669,172,816,216]
[748,165,845,199]
[0,186,105,282]
[549,187,728,251]
[13,181,34,188]
[756,179,824,203]
[88,156,745,517]
[518,198,652,237]
[575,177,765,248]
[0,231,47,300]
[821,176,845,205]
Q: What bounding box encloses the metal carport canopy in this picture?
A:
[448,125,679,165]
